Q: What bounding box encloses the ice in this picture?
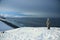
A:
[0,27,60,40]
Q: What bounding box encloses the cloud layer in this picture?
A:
[0,0,60,17]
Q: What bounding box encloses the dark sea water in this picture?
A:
[6,17,60,27]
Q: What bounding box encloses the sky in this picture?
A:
[0,12,32,17]
[0,0,60,31]
[0,0,60,17]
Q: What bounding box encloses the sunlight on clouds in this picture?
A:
[0,0,59,17]
[0,7,15,12]
[0,13,9,17]
[0,6,59,17]
[0,6,40,17]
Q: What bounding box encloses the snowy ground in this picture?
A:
[0,27,60,40]
[0,21,13,31]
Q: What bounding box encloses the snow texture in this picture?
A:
[0,21,13,31]
[0,27,60,40]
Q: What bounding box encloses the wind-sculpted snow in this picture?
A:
[0,27,60,40]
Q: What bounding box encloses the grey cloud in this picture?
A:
[0,0,60,17]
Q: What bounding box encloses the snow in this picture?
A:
[0,27,60,40]
[0,21,13,31]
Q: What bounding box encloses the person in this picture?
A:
[46,18,50,29]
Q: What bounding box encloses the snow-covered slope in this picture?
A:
[0,27,60,40]
[0,21,13,31]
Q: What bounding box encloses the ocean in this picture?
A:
[5,17,60,27]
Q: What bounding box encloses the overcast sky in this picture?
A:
[0,0,60,17]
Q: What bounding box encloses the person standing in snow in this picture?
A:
[46,18,51,29]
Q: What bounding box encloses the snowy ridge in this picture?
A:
[0,27,60,40]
